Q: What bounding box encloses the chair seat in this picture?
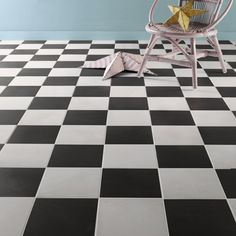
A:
[146,22,217,38]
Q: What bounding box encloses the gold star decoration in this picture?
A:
[164,0,207,31]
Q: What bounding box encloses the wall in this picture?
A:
[0,0,235,39]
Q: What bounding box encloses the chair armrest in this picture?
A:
[204,0,234,31]
[149,0,161,25]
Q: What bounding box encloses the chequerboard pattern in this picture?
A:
[0,39,236,236]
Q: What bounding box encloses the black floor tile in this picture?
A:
[228,62,236,68]
[0,86,40,97]
[217,87,236,97]
[109,97,148,110]
[29,97,71,109]
[111,77,144,86]
[43,76,78,86]
[0,110,25,124]
[22,40,46,44]
[115,40,139,44]
[63,110,107,125]
[222,50,236,55]
[0,77,14,85]
[69,40,92,44]
[41,44,66,49]
[11,50,38,55]
[199,127,236,144]
[100,169,161,197]
[186,98,229,110]
[0,62,26,68]
[80,68,105,76]
[150,111,195,125]
[165,200,236,236]
[73,86,110,97]
[17,68,51,76]
[48,145,103,167]
[106,126,153,144]
[178,77,213,86]
[0,55,6,61]
[31,55,60,61]
[90,44,114,49]
[156,145,212,168]
[0,168,44,197]
[148,69,176,77]
[8,126,60,144]
[205,69,236,77]
[63,49,89,54]
[86,55,109,61]
[146,87,183,97]
[23,199,98,236]
[54,61,83,68]
[0,44,18,49]
[114,49,140,54]
[139,44,164,49]
[216,169,236,198]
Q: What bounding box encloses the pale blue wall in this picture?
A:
[0,0,235,39]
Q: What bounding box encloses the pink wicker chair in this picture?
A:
[138,0,234,88]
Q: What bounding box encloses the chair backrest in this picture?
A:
[179,0,223,25]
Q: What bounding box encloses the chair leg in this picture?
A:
[209,35,227,73]
[190,38,198,89]
[137,34,157,78]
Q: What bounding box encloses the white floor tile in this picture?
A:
[19,110,66,125]
[107,110,151,126]
[16,44,43,50]
[92,40,115,44]
[88,49,114,55]
[146,61,172,69]
[77,76,110,86]
[182,87,221,98]
[174,68,208,77]
[9,76,46,86]
[103,145,158,168]
[58,54,87,61]
[0,144,53,167]
[152,126,203,145]
[0,97,33,110]
[0,125,16,143]
[224,98,236,110]
[110,86,146,97]
[148,97,189,110]
[38,168,102,198]
[199,61,231,69]
[36,86,75,97]
[24,61,56,68]
[0,68,21,76]
[45,40,68,44]
[68,97,109,110]
[66,44,90,49]
[160,168,225,199]
[0,49,14,55]
[36,49,64,55]
[206,145,236,169]
[96,198,169,236]
[210,77,236,87]
[229,199,236,221]
[56,125,106,144]
[115,44,139,49]
[191,111,236,126]
[49,68,81,77]
[144,77,179,86]
[2,55,34,62]
[0,198,34,236]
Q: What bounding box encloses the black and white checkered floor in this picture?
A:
[0,39,236,236]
